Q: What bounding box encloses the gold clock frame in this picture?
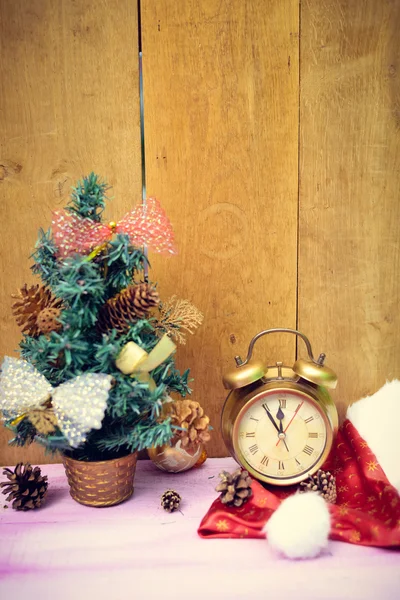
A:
[227,380,337,485]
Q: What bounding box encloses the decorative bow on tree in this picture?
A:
[116,334,177,391]
[52,197,177,259]
[0,357,112,447]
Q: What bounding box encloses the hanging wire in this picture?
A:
[138,0,149,280]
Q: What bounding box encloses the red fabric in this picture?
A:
[198,420,400,547]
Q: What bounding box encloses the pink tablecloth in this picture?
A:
[0,458,399,600]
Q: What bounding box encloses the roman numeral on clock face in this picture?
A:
[260,456,269,466]
[262,403,270,413]
[303,445,313,455]
[246,432,255,437]
[249,444,258,455]
[250,416,259,422]
[278,461,284,470]
[305,416,314,423]
[279,398,286,408]
[308,432,318,438]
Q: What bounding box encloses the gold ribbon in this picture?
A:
[115,334,176,390]
[10,413,28,427]
[85,222,117,262]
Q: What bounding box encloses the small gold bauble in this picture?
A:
[148,439,204,473]
[193,447,208,468]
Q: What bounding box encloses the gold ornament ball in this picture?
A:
[148,439,204,473]
[193,447,208,468]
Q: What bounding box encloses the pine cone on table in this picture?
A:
[215,468,253,507]
[299,469,337,504]
[97,283,160,333]
[12,284,63,337]
[161,489,181,512]
[1,463,48,511]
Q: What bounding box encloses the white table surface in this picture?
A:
[1,457,399,600]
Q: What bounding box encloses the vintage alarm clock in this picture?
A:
[221,328,338,486]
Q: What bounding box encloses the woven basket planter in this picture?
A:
[63,453,138,507]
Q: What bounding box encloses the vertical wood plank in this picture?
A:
[142,0,300,456]
[299,0,400,417]
[0,0,141,465]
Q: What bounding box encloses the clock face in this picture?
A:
[233,389,329,483]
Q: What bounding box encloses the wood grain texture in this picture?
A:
[141,0,300,456]
[298,0,400,419]
[0,0,141,465]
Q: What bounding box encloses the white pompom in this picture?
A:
[264,492,331,559]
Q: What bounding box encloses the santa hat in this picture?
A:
[198,380,400,558]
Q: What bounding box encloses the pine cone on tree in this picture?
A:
[215,468,253,507]
[165,399,211,448]
[299,469,337,504]
[161,489,181,512]
[12,284,63,337]
[98,283,160,333]
[1,463,48,511]
[27,408,58,435]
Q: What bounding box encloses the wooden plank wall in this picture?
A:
[141,0,300,458]
[0,0,141,465]
[298,0,400,419]
[1,0,399,464]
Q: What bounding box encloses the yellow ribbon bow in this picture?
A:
[115,334,176,390]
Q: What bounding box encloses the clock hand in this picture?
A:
[276,407,290,452]
[276,401,304,447]
[264,407,280,434]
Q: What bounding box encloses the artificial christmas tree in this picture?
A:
[0,174,207,505]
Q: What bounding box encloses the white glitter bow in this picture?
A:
[0,357,113,448]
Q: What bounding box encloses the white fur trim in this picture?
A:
[264,492,330,559]
[347,380,400,494]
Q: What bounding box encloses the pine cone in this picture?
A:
[299,469,337,504]
[98,283,160,333]
[26,408,58,435]
[215,468,253,507]
[36,307,62,335]
[165,399,211,449]
[1,463,48,511]
[161,489,181,512]
[12,284,63,337]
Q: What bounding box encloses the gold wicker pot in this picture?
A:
[63,453,138,507]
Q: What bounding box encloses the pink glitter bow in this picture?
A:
[52,198,177,259]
